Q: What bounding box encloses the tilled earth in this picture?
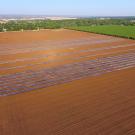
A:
[0,29,135,135]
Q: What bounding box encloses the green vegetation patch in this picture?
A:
[68,25,135,39]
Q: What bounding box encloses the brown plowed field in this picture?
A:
[0,29,135,135]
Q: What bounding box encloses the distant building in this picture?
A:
[3,28,7,32]
[0,20,8,24]
[131,20,135,23]
[99,18,111,20]
[46,17,77,20]
[0,16,77,22]
[20,29,24,32]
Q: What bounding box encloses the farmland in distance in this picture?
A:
[68,25,135,39]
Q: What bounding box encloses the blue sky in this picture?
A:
[0,0,135,16]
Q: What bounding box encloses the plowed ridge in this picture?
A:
[1,29,135,135]
[1,52,135,96]
[1,29,135,96]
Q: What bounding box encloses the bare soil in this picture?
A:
[0,29,135,135]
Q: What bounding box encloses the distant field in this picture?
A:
[68,25,135,39]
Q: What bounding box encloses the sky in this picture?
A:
[0,0,135,16]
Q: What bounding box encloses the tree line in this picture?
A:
[0,18,135,32]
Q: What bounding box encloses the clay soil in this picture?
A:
[0,29,135,135]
